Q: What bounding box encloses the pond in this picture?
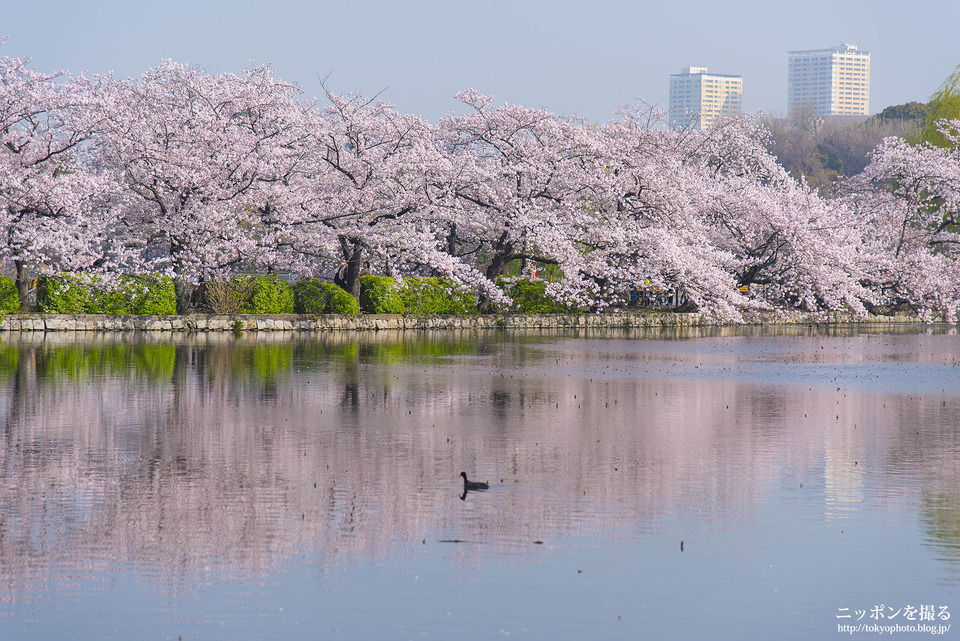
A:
[0,326,957,640]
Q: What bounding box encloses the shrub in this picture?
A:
[399,277,477,314]
[240,275,294,314]
[98,275,176,315]
[359,275,405,314]
[128,276,177,315]
[0,277,19,314]
[496,277,582,313]
[38,274,176,314]
[293,278,360,314]
[200,275,294,314]
[95,279,133,315]
[38,275,96,313]
[202,279,249,314]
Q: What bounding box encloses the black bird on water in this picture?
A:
[460,472,489,491]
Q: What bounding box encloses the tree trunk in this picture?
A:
[14,261,34,312]
[477,248,514,314]
[446,223,458,256]
[174,278,195,315]
[338,237,364,303]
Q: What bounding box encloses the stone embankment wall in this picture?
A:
[0,311,939,333]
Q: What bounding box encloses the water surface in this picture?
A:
[0,326,957,639]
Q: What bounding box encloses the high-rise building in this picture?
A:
[669,66,743,129]
[787,44,870,117]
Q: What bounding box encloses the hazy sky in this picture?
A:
[4,0,958,122]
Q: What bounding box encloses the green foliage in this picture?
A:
[293,278,360,314]
[496,277,582,313]
[95,283,133,315]
[239,275,294,314]
[876,101,928,124]
[502,259,524,277]
[922,64,960,147]
[499,259,562,282]
[359,275,405,314]
[201,344,294,385]
[537,263,564,283]
[38,274,176,315]
[38,275,96,313]
[200,275,293,314]
[0,346,19,378]
[250,345,292,382]
[128,344,177,380]
[0,277,20,314]
[358,275,479,314]
[128,276,177,315]
[399,277,477,314]
[103,275,176,315]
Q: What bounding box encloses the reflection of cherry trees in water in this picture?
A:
[0,329,958,601]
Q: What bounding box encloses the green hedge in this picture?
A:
[293,278,360,314]
[38,275,93,313]
[38,274,177,315]
[26,272,539,316]
[101,275,177,315]
[0,277,20,314]
[360,275,479,314]
[496,277,582,313]
[239,275,294,314]
[399,277,477,314]
[359,275,405,314]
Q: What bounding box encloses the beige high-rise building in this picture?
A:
[669,67,743,129]
[787,44,870,117]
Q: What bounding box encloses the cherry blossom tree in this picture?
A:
[845,119,960,320]
[691,117,875,315]
[92,61,314,312]
[579,111,878,318]
[288,90,438,299]
[6,46,955,320]
[0,42,114,309]
[432,91,607,311]
[585,107,749,318]
[280,87,502,304]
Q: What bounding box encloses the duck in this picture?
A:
[460,472,489,491]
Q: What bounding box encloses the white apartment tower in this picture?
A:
[787,44,870,117]
[669,67,743,129]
